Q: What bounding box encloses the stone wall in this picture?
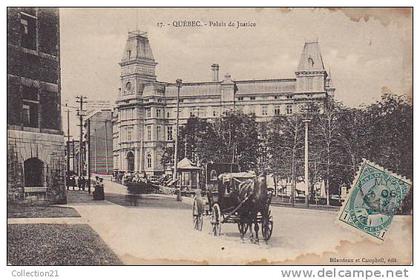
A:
[8,129,66,204]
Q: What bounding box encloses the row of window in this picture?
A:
[146,125,173,141]
[145,107,219,119]
[120,104,295,122]
[120,107,166,120]
[238,104,293,115]
[237,95,294,101]
[114,153,154,169]
[119,108,136,121]
[120,125,174,142]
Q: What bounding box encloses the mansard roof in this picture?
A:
[121,31,155,63]
[235,79,296,95]
[164,78,296,98]
[165,82,221,97]
[297,41,325,72]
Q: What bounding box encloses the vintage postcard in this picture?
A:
[6,7,412,266]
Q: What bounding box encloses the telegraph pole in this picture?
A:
[174,79,182,202]
[76,96,87,177]
[104,120,109,174]
[94,128,97,173]
[87,119,91,194]
[63,102,78,174]
[65,109,71,175]
[303,119,311,208]
[72,139,75,172]
[302,102,312,208]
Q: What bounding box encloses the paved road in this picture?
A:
[68,180,412,265]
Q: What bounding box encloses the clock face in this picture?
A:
[125,81,132,92]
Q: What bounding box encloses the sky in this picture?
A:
[60,8,412,136]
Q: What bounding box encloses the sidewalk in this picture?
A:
[7,191,123,265]
[8,217,86,224]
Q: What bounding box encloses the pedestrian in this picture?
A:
[66,174,70,190]
[93,177,105,200]
[79,176,85,191]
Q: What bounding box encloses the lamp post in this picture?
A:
[303,118,311,207]
[174,79,182,201]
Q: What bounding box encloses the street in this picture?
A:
[68,179,412,265]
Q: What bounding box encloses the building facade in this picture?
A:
[85,109,113,175]
[7,8,66,203]
[113,31,335,176]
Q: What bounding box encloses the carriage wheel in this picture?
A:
[237,222,248,237]
[262,210,274,241]
[211,204,221,236]
[192,199,203,231]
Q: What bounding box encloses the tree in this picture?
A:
[161,111,261,172]
[363,92,412,179]
[311,99,343,205]
[267,114,304,206]
[213,111,260,171]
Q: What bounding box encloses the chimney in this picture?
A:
[211,64,220,82]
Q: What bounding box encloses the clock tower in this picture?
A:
[114,30,160,175]
[119,31,157,98]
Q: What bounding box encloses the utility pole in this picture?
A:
[65,109,71,175]
[76,96,87,177]
[303,119,311,207]
[72,140,75,172]
[174,79,182,202]
[94,128,97,173]
[87,119,91,194]
[104,120,109,174]
[302,102,312,208]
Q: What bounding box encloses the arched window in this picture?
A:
[24,158,44,187]
[147,154,152,168]
[210,170,217,181]
[126,151,134,172]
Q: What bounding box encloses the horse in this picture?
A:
[213,172,270,243]
[238,174,269,243]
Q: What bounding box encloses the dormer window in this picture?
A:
[308,57,314,67]
[125,81,132,95]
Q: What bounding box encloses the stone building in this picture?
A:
[85,109,113,175]
[113,30,335,176]
[7,8,66,203]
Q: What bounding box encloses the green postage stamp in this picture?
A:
[338,159,412,241]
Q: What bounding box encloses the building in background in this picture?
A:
[113,31,335,176]
[84,99,113,116]
[7,8,66,203]
[65,139,80,175]
[85,109,113,175]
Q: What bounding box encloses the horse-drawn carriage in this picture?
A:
[192,172,274,242]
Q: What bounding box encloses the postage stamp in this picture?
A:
[338,159,412,241]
